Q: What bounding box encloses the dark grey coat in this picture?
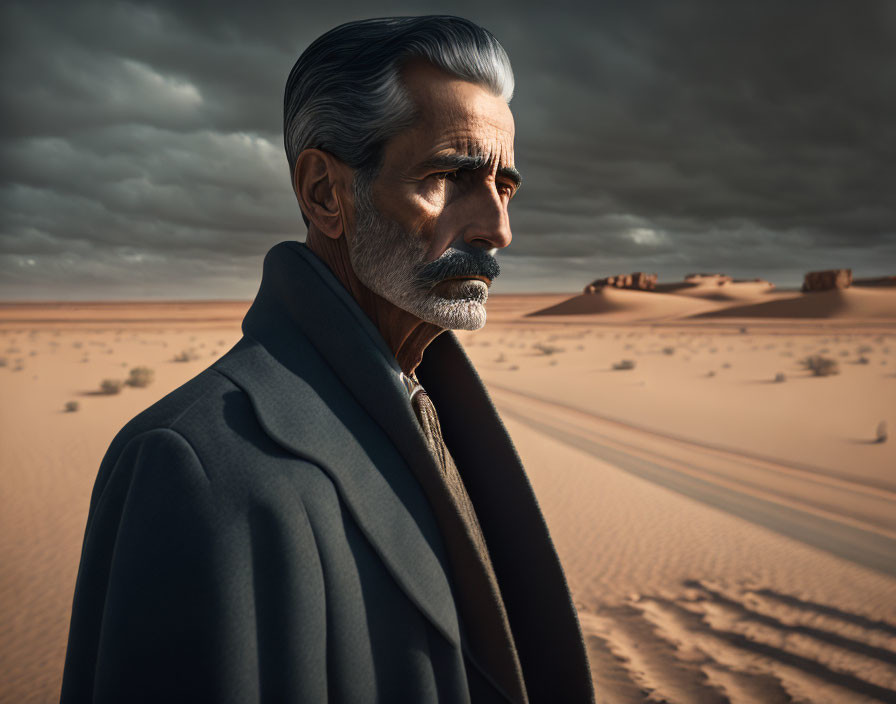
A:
[60,241,594,704]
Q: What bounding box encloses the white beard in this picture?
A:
[347,184,491,331]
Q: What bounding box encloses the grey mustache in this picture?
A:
[415,248,501,288]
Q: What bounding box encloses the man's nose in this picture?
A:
[462,186,512,251]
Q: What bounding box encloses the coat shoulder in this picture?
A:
[92,358,336,519]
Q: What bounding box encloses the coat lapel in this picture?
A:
[418,333,595,704]
[214,241,463,650]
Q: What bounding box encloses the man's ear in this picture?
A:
[293,149,351,239]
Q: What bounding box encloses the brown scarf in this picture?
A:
[407,374,528,704]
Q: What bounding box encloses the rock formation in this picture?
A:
[584,272,657,293]
[802,269,852,292]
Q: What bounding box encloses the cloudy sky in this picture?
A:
[2,0,894,299]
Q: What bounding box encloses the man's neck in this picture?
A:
[305,229,445,376]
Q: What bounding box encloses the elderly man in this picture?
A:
[61,16,594,704]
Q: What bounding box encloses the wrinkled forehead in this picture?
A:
[401,61,516,168]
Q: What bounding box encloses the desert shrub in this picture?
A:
[876,421,888,444]
[533,342,563,355]
[494,353,506,363]
[100,378,124,395]
[613,359,636,371]
[64,400,80,413]
[126,366,155,388]
[857,356,870,365]
[508,365,519,371]
[801,355,839,377]
[662,347,675,355]
[774,372,787,383]
[173,349,199,362]
[706,370,716,378]
[857,344,873,355]
[549,359,558,366]
[0,357,6,367]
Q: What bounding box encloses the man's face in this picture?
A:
[346,61,520,330]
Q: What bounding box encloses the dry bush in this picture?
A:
[876,421,888,444]
[857,356,870,365]
[173,349,199,362]
[662,346,675,355]
[0,357,6,368]
[801,355,839,377]
[126,366,155,388]
[100,378,124,395]
[774,372,787,383]
[508,365,519,371]
[64,400,80,413]
[533,342,563,356]
[613,359,636,371]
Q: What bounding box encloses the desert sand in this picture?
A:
[1,285,895,703]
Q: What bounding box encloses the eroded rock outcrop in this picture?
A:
[584,272,657,293]
[802,269,852,292]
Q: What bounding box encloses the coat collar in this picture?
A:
[214,241,465,647]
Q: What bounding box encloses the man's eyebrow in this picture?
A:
[420,153,522,189]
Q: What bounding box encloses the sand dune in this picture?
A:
[693,287,896,320]
[527,288,722,320]
[531,280,896,325]
[658,279,777,302]
[2,298,895,703]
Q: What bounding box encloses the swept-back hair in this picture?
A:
[283,15,514,187]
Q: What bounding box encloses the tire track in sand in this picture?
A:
[488,384,896,578]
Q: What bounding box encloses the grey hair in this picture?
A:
[283,15,514,202]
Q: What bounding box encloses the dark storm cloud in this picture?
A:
[1,0,894,298]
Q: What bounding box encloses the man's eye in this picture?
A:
[433,171,459,181]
